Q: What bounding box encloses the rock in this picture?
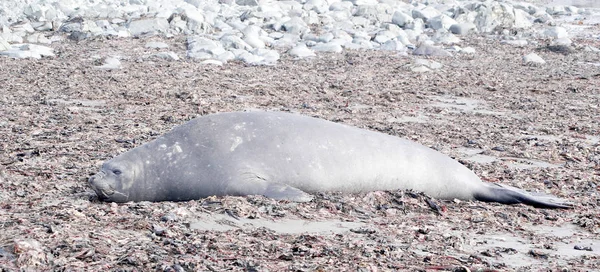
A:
[187,36,226,59]
[501,40,528,47]
[380,40,405,51]
[153,52,179,61]
[0,37,9,51]
[0,44,54,59]
[282,17,309,35]
[288,43,316,58]
[220,35,252,50]
[127,18,169,36]
[145,42,169,49]
[412,6,441,22]
[543,27,568,39]
[312,42,343,53]
[428,14,457,30]
[414,58,442,69]
[94,57,122,70]
[449,23,475,35]
[523,52,545,65]
[392,11,414,27]
[236,0,258,6]
[413,44,452,57]
[200,59,223,65]
[551,38,572,46]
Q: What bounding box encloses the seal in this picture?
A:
[89,111,572,208]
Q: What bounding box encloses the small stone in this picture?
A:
[152,224,166,236]
[200,59,223,66]
[380,40,405,51]
[282,17,309,35]
[153,52,179,61]
[501,40,528,47]
[288,43,315,58]
[412,6,440,22]
[428,14,457,30]
[128,18,169,36]
[414,59,442,69]
[543,27,568,39]
[392,11,413,27]
[523,52,545,65]
[413,44,451,57]
[236,0,258,6]
[0,37,10,51]
[311,42,343,53]
[94,57,122,70]
[449,23,475,35]
[145,42,169,49]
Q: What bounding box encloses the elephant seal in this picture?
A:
[89,111,572,208]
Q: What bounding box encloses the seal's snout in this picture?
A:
[89,171,115,200]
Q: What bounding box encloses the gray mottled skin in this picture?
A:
[89,111,572,208]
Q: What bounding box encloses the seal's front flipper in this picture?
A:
[263,183,314,202]
[475,183,573,209]
[230,172,314,202]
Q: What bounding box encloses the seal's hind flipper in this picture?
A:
[475,183,573,209]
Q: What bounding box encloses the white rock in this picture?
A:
[380,40,405,51]
[95,57,122,70]
[514,8,533,29]
[145,42,169,49]
[374,31,395,44]
[392,11,414,27]
[253,48,279,65]
[412,6,441,22]
[543,27,568,39]
[282,17,309,34]
[523,52,545,65]
[153,52,179,61]
[128,18,169,36]
[220,35,251,50]
[347,38,373,50]
[428,14,457,30]
[288,43,316,58]
[187,36,226,59]
[312,42,343,53]
[433,31,461,45]
[461,46,476,54]
[201,59,223,65]
[304,0,329,14]
[413,44,451,57]
[449,23,475,35]
[414,58,442,69]
[237,0,258,6]
[552,38,572,46]
[0,37,9,51]
[329,1,353,12]
[25,33,51,44]
[501,40,528,47]
[31,22,53,32]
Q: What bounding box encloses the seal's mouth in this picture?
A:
[89,172,115,200]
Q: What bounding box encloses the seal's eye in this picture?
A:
[113,170,122,175]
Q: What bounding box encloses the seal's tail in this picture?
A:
[474,183,573,209]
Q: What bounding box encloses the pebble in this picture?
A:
[94,57,122,70]
[413,44,452,57]
[0,43,54,59]
[145,41,169,49]
[0,0,597,66]
[288,43,315,58]
[153,52,179,61]
[523,52,545,65]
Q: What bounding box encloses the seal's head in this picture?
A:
[89,158,140,202]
